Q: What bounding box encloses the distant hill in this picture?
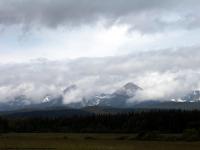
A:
[131,101,200,110]
[0,107,93,118]
[2,102,200,119]
[82,106,136,114]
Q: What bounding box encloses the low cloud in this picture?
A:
[0,47,200,103]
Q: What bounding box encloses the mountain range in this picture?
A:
[0,82,200,113]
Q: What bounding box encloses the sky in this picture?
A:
[0,0,200,103]
[0,0,200,62]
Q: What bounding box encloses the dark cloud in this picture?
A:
[0,0,199,32]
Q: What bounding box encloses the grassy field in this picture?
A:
[0,133,200,150]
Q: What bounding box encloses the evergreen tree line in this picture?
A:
[0,110,200,133]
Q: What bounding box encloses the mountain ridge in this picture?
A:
[1,82,200,111]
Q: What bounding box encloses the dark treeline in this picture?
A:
[0,110,200,134]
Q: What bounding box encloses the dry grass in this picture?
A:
[0,133,200,150]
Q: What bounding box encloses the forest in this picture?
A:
[0,110,200,136]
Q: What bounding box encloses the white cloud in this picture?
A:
[0,48,200,103]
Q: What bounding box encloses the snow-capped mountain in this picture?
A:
[75,82,143,108]
[0,84,77,111]
[0,82,144,110]
[182,90,200,102]
[2,82,200,111]
[171,90,200,103]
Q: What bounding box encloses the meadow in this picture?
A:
[0,133,200,150]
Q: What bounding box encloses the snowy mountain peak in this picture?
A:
[42,96,51,103]
[182,90,200,102]
[171,90,200,103]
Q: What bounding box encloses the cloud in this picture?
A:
[0,47,200,103]
[0,0,200,33]
[131,71,199,102]
[1,1,200,105]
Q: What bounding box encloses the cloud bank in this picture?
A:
[0,0,200,33]
[0,48,200,103]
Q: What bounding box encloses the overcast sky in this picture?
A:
[0,0,200,62]
[0,0,199,103]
